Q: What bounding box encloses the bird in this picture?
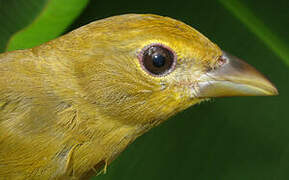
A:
[0,14,278,179]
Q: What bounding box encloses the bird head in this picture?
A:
[58,14,277,128]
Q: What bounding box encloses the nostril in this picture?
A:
[217,56,227,66]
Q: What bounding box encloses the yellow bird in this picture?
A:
[0,14,277,179]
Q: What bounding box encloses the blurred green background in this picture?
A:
[0,0,288,179]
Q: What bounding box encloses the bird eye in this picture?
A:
[139,44,176,76]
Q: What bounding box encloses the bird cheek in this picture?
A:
[163,80,194,102]
[166,74,202,99]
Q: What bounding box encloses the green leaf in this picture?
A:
[0,0,47,52]
[5,0,89,51]
[219,0,289,67]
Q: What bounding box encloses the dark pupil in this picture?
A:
[152,54,166,67]
[142,46,174,75]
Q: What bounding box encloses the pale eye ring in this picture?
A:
[138,43,177,76]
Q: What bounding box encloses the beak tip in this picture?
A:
[262,80,278,96]
[271,86,279,96]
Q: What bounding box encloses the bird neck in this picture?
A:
[68,102,152,177]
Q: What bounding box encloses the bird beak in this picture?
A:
[196,51,278,98]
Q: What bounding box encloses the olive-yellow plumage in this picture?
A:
[0,14,277,179]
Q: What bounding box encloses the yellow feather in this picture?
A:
[0,14,222,179]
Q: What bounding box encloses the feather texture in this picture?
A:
[0,14,221,179]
